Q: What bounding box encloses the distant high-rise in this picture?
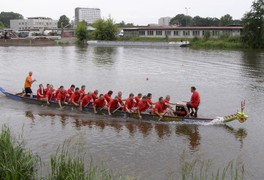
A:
[158,17,172,26]
[75,8,101,25]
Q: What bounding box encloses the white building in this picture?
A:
[123,26,243,38]
[158,17,172,26]
[75,8,101,25]
[10,17,58,31]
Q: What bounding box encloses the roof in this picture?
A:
[123,26,243,31]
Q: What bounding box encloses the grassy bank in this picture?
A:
[115,36,247,49]
[190,36,246,49]
[0,125,247,180]
[0,126,38,179]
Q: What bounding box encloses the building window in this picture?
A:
[173,31,179,36]
[156,30,162,36]
[193,30,200,36]
[165,31,171,36]
[147,30,154,36]
[183,31,190,36]
[212,30,219,36]
[139,30,145,36]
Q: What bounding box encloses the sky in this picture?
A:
[2,0,254,25]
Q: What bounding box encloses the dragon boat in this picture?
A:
[0,87,248,123]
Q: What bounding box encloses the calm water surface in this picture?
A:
[0,46,263,179]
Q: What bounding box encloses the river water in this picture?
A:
[0,46,263,179]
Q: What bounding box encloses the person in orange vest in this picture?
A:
[24,71,36,98]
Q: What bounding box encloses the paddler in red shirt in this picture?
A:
[104,90,113,104]
[186,86,200,117]
[94,94,107,113]
[163,95,176,116]
[67,85,75,101]
[117,91,125,106]
[92,89,99,102]
[137,95,149,119]
[108,96,122,115]
[80,91,93,111]
[134,93,142,107]
[147,93,153,108]
[153,97,165,118]
[70,87,80,106]
[44,84,50,97]
[57,86,68,108]
[78,85,86,102]
[123,93,135,113]
[46,85,57,104]
[36,84,45,100]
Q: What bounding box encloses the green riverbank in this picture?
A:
[0,125,247,180]
[116,36,247,49]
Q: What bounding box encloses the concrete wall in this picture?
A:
[0,39,56,46]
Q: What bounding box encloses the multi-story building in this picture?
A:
[123,26,243,38]
[158,17,172,26]
[10,17,58,31]
[75,7,101,25]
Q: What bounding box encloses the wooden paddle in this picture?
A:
[158,112,167,121]
[112,106,123,114]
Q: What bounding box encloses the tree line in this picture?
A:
[170,14,241,27]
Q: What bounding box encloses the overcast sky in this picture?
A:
[2,0,254,25]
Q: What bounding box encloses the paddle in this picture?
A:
[158,112,167,121]
[112,106,123,114]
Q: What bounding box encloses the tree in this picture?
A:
[58,15,70,28]
[242,0,264,48]
[92,18,118,40]
[75,21,89,44]
[219,14,233,26]
[0,12,23,27]
[170,14,186,26]
[0,21,4,29]
[116,21,134,27]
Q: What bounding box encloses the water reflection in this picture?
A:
[219,125,247,149]
[241,50,264,81]
[92,47,117,67]
[24,111,247,151]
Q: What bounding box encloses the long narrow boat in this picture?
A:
[0,87,248,123]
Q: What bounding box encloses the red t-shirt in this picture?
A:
[108,99,119,110]
[79,89,85,98]
[162,99,170,111]
[46,89,56,101]
[123,98,134,112]
[57,90,68,102]
[44,88,49,96]
[104,93,111,103]
[67,88,74,97]
[134,96,140,106]
[137,100,149,112]
[37,88,45,100]
[80,95,92,107]
[190,91,200,108]
[118,96,123,105]
[70,93,80,104]
[147,98,153,107]
[92,93,98,101]
[94,99,106,108]
[55,88,60,97]
[154,102,164,114]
